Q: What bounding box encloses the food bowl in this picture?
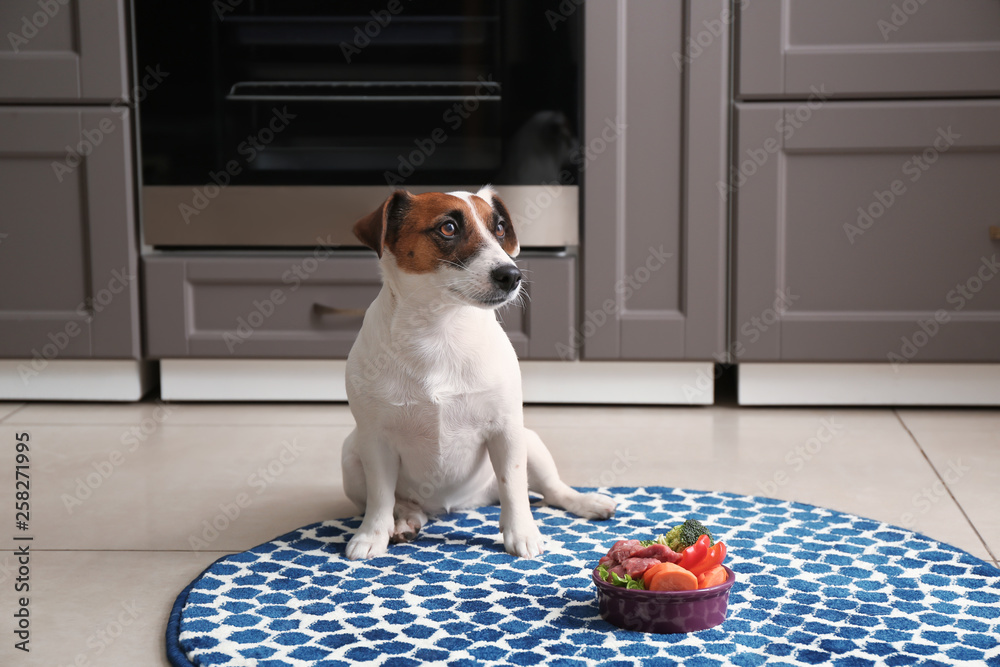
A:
[592,566,735,634]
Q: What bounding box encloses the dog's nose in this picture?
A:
[490,264,522,293]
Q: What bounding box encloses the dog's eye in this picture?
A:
[439,220,457,237]
[494,220,506,239]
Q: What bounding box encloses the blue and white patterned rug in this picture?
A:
[166,487,1000,666]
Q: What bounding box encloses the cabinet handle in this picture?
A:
[991,226,1000,241]
[313,303,367,317]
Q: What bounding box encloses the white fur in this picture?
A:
[342,188,615,560]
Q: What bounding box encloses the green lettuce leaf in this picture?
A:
[608,570,646,590]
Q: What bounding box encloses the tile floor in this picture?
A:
[0,400,997,666]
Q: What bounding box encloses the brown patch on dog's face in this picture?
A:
[353,189,519,274]
[386,193,490,274]
[481,193,519,258]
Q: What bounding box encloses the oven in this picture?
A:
[134,0,582,248]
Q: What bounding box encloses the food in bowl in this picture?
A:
[595,518,729,591]
[592,518,735,633]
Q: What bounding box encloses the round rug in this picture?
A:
[166,487,1000,666]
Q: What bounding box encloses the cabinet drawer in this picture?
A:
[143,253,576,360]
[739,0,1000,99]
[734,100,1000,362]
[144,254,380,359]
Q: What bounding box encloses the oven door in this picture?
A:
[135,0,582,248]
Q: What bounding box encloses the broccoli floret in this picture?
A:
[658,519,713,551]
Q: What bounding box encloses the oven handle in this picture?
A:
[226,80,501,103]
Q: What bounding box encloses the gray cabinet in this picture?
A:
[0,107,140,358]
[143,253,577,361]
[0,0,130,102]
[734,100,1000,362]
[582,0,728,360]
[739,0,1000,99]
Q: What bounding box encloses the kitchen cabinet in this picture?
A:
[581,0,728,361]
[733,100,1000,362]
[0,107,141,359]
[143,253,577,361]
[0,0,130,102]
[739,0,1000,99]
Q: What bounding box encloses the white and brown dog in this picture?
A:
[342,186,615,560]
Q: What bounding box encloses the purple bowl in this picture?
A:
[592,566,736,634]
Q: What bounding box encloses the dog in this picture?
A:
[341,186,616,560]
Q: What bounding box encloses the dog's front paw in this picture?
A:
[567,492,616,520]
[345,531,390,560]
[501,521,545,559]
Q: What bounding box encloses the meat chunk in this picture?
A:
[607,539,644,564]
[631,543,681,563]
[598,555,616,567]
[621,557,661,578]
[608,564,627,579]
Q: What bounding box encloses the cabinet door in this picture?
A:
[0,107,140,358]
[582,0,728,360]
[734,101,1000,362]
[739,0,1000,99]
[0,0,129,102]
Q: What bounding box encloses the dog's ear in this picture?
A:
[353,190,411,258]
[476,186,520,258]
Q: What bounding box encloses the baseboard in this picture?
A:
[160,359,716,404]
[520,361,714,405]
[739,363,1000,406]
[0,360,152,401]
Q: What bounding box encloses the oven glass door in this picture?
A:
[135,0,582,189]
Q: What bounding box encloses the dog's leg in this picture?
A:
[390,498,427,543]
[344,430,399,560]
[524,428,616,520]
[486,428,545,558]
[341,429,366,511]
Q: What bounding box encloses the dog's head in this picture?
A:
[353,186,522,309]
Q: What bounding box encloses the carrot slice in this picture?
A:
[648,563,698,592]
[696,565,728,589]
[642,562,674,589]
